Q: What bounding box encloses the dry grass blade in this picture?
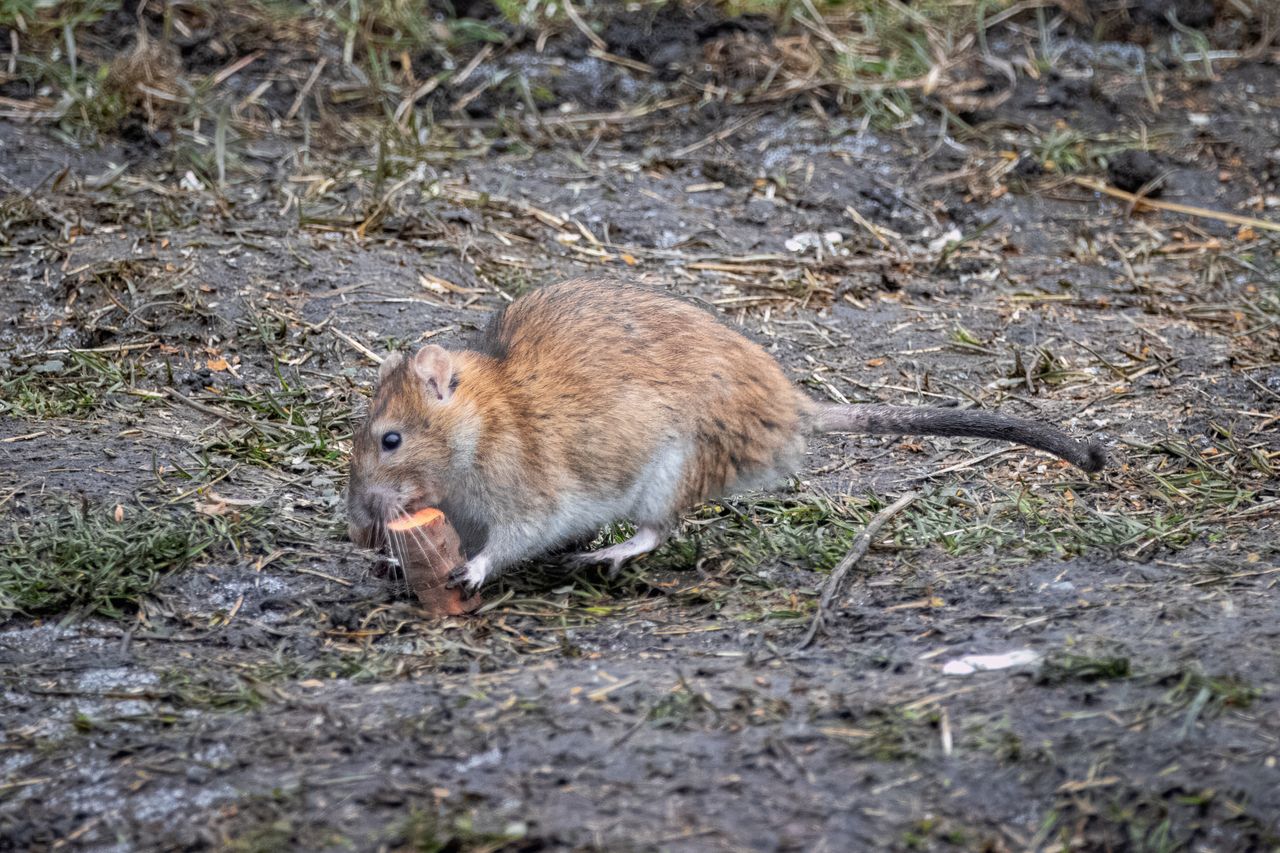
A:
[562,0,607,52]
[330,328,384,364]
[1071,177,1280,232]
[286,57,328,122]
[793,491,919,652]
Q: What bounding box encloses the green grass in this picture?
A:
[490,495,872,624]
[828,0,957,123]
[0,0,116,35]
[0,351,137,418]
[0,494,278,620]
[647,676,720,730]
[1037,653,1133,685]
[653,432,1267,584]
[6,0,1274,156]
[656,480,1198,578]
[0,0,130,138]
[1163,668,1258,715]
[899,488,1200,559]
[1026,128,1171,176]
[157,667,266,714]
[1051,783,1279,853]
[1143,436,1272,509]
[0,0,480,146]
[501,427,1270,624]
[392,808,528,853]
[821,704,941,762]
[189,379,357,472]
[901,816,972,849]
[647,493,876,576]
[0,500,228,618]
[568,454,1248,613]
[0,0,1015,152]
[799,0,1021,127]
[156,653,398,713]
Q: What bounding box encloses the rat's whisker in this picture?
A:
[388,530,410,586]
[404,521,447,565]
[386,526,407,571]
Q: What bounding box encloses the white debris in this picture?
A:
[942,649,1041,676]
[927,227,964,254]
[454,747,502,773]
[785,231,843,253]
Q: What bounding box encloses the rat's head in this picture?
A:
[347,345,464,548]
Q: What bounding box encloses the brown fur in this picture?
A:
[350,280,809,552]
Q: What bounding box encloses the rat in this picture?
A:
[347,279,1106,593]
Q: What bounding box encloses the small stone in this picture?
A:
[1106,150,1163,196]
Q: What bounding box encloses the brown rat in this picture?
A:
[347,279,1106,592]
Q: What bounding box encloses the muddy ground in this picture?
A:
[2,3,1279,851]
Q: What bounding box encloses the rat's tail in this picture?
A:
[812,404,1107,473]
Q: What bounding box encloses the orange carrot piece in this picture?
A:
[387,507,444,532]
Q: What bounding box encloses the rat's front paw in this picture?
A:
[446,555,489,593]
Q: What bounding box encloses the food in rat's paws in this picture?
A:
[386,508,482,615]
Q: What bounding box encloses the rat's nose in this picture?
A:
[348,485,402,548]
[361,485,401,521]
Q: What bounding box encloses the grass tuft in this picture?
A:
[650,493,875,576]
[0,351,137,419]
[1038,653,1133,685]
[0,500,236,619]
[393,807,528,853]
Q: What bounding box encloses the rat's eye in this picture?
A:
[381,431,402,451]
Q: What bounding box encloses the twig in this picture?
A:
[904,448,1011,482]
[587,48,654,75]
[793,491,919,651]
[845,204,893,250]
[164,388,256,427]
[288,565,354,587]
[452,44,493,88]
[330,327,384,364]
[25,340,158,357]
[672,113,760,158]
[210,51,263,87]
[1071,177,1280,233]
[285,57,327,121]
[394,71,445,125]
[562,0,607,52]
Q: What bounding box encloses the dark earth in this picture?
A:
[1,2,1278,850]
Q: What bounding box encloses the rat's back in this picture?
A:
[478,279,733,368]
[474,279,810,513]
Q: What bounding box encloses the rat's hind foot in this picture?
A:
[566,526,664,577]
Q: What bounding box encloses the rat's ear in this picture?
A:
[377,351,404,383]
[412,344,455,402]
